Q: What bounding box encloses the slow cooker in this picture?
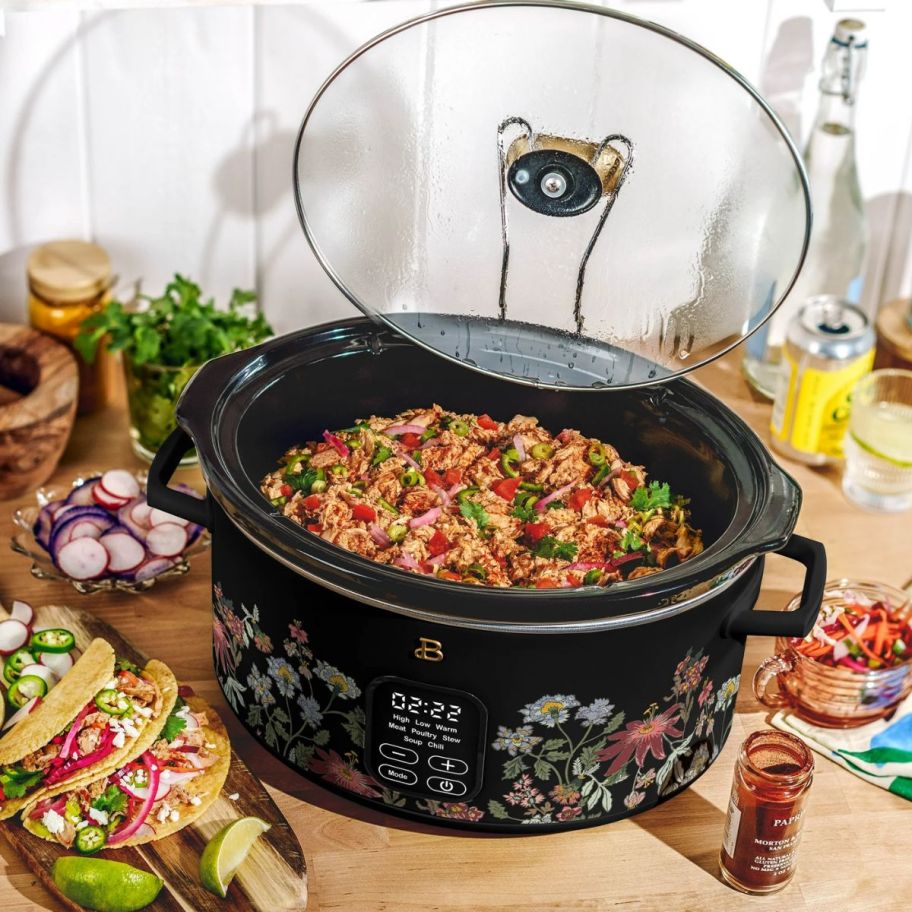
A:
[148,2,825,832]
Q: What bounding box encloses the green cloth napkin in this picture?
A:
[771,693,912,801]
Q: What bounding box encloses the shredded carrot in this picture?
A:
[837,613,882,662]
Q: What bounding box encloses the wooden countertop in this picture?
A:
[0,350,909,912]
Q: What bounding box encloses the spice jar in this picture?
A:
[719,730,814,894]
[27,240,112,415]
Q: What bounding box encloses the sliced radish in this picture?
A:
[0,619,30,655]
[52,503,78,521]
[149,507,189,528]
[19,664,58,689]
[93,483,131,510]
[2,696,41,731]
[66,478,100,506]
[146,523,188,558]
[132,558,177,582]
[67,520,107,541]
[117,506,150,542]
[56,538,110,581]
[100,532,146,573]
[39,651,74,677]
[160,770,200,787]
[131,501,153,528]
[100,470,141,502]
[10,600,34,628]
[134,823,156,840]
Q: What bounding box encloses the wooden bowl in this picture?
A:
[0,324,78,500]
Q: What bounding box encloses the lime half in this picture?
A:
[52,857,163,912]
[200,816,271,898]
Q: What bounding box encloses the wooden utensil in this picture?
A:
[0,602,308,911]
[0,325,78,501]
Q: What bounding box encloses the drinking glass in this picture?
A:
[843,369,912,512]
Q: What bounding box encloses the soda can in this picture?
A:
[770,296,875,465]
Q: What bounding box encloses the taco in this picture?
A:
[0,639,176,820]
[23,690,230,851]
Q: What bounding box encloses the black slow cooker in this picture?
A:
[149,3,824,832]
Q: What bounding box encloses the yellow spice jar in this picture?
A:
[27,239,112,415]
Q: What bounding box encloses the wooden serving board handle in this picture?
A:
[0,603,308,912]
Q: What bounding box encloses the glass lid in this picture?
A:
[294,1,811,390]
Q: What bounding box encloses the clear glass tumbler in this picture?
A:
[843,368,912,512]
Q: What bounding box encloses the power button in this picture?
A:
[427,776,467,797]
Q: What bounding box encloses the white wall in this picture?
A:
[1,0,911,334]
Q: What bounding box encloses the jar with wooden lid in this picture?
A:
[875,298,912,371]
[27,239,112,414]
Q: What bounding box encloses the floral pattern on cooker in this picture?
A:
[213,584,740,824]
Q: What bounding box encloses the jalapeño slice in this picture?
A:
[95,690,133,716]
[3,649,35,684]
[74,824,108,854]
[30,629,76,654]
[8,675,48,708]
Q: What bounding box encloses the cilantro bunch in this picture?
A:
[75,274,273,367]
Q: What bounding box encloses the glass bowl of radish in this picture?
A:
[754,579,912,728]
[10,469,209,594]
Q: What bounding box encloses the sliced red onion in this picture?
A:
[431,486,450,507]
[598,467,622,487]
[398,447,422,471]
[566,562,614,572]
[369,523,392,548]
[832,638,850,661]
[535,480,578,512]
[838,655,870,672]
[109,752,159,845]
[427,553,448,566]
[46,728,117,785]
[323,430,350,458]
[614,518,627,529]
[447,483,467,500]
[409,506,441,529]
[384,423,426,436]
[609,552,646,567]
[395,553,421,572]
[854,614,871,638]
[59,703,93,761]
[420,437,441,449]
[513,434,526,461]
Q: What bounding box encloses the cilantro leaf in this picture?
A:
[531,536,578,561]
[75,274,273,367]
[160,697,188,743]
[459,500,489,530]
[92,785,128,819]
[630,481,672,513]
[615,529,646,555]
[115,657,141,675]
[0,766,45,799]
[511,502,537,522]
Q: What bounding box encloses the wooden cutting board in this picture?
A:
[0,603,308,912]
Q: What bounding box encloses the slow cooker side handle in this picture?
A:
[722,535,826,639]
[147,427,212,529]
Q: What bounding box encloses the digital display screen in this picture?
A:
[365,677,486,802]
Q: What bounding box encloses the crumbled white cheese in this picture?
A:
[169,810,180,823]
[112,731,126,749]
[205,743,217,750]
[122,722,140,738]
[227,793,239,801]
[88,808,109,826]
[134,705,153,718]
[105,680,117,690]
[156,803,172,823]
[42,809,66,835]
[75,820,89,831]
[190,796,202,806]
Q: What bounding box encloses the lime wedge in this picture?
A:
[850,432,912,468]
[52,857,163,912]
[200,816,271,898]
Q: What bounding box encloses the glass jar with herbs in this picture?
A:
[76,275,272,464]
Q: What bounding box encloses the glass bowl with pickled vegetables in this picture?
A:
[754,580,912,727]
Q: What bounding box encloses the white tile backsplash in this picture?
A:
[1,0,911,332]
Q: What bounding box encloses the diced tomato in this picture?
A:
[428,529,451,556]
[400,432,421,449]
[444,468,463,486]
[303,494,321,512]
[437,570,461,582]
[352,504,377,523]
[568,488,593,511]
[306,523,322,534]
[587,516,609,528]
[424,468,444,488]
[524,521,549,543]
[478,414,498,430]
[535,578,559,589]
[279,483,293,497]
[565,574,581,587]
[619,470,639,490]
[492,477,522,500]
[487,447,501,461]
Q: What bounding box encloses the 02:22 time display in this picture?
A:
[391,690,463,723]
